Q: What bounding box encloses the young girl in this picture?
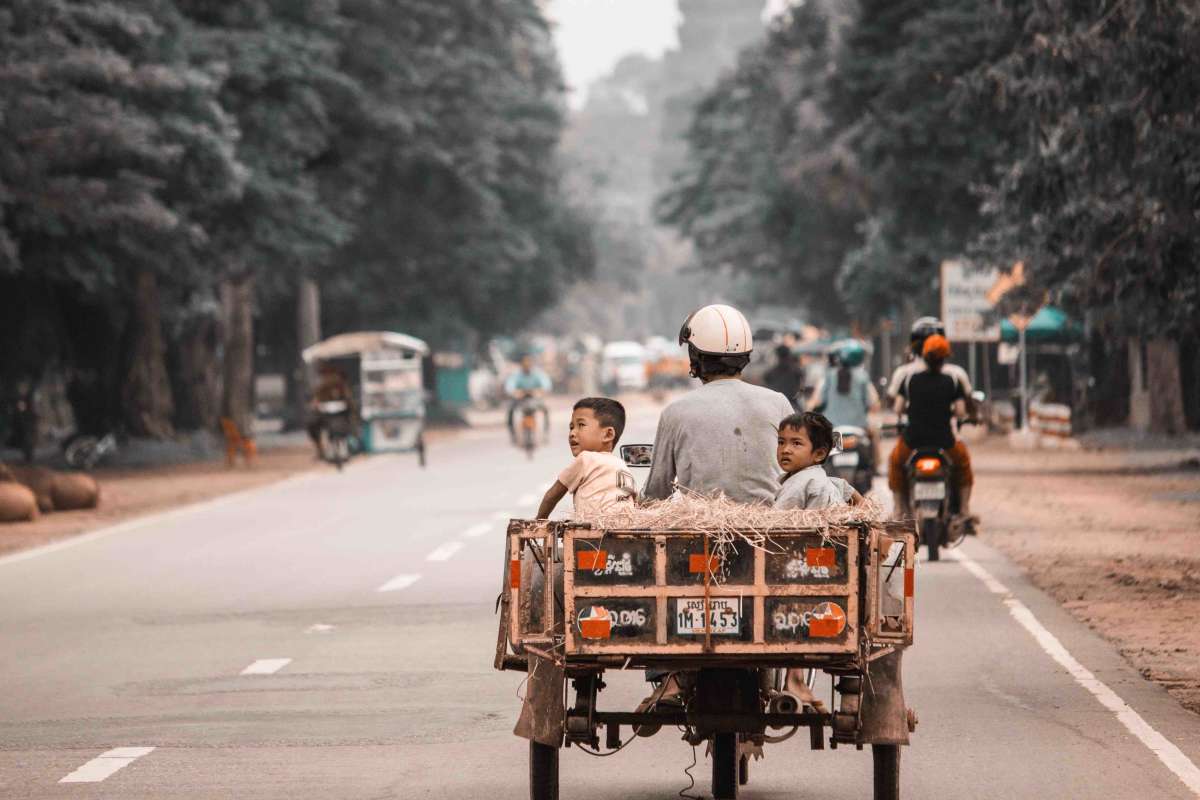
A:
[774,412,846,510]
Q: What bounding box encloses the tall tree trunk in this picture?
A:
[172,312,222,432]
[121,268,175,438]
[220,275,255,435]
[290,276,321,428]
[1128,337,1187,434]
[1145,338,1187,435]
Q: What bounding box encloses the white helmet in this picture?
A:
[678,304,753,355]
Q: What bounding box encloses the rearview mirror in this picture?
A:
[830,430,844,456]
[620,443,654,467]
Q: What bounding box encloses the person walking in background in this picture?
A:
[764,344,805,411]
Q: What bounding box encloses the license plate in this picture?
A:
[832,452,860,467]
[675,598,741,635]
[913,482,946,501]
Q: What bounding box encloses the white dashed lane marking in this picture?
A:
[59,747,155,783]
[240,658,291,676]
[426,541,465,562]
[306,623,335,634]
[463,522,492,539]
[377,573,421,593]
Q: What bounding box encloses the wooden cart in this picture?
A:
[496,519,918,800]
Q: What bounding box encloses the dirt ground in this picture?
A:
[0,446,323,558]
[973,438,1200,715]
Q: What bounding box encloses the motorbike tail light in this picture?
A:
[915,457,942,475]
[841,435,858,450]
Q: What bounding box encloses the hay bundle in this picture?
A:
[51,473,100,510]
[0,482,38,522]
[3,465,55,512]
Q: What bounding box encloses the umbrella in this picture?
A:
[999,306,1081,344]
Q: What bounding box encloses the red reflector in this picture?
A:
[509,559,521,589]
[576,549,607,571]
[578,606,612,640]
[915,457,942,475]
[807,602,847,638]
[806,547,836,568]
[689,554,719,574]
[904,567,915,598]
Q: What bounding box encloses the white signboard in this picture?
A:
[940,260,1001,342]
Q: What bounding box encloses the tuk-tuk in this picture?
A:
[301,331,429,466]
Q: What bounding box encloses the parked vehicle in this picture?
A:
[601,341,648,393]
[302,331,429,467]
[825,424,874,496]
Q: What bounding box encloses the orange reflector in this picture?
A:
[806,547,836,568]
[576,549,607,571]
[578,606,612,639]
[509,559,521,589]
[842,435,858,450]
[689,554,719,574]
[904,567,915,598]
[915,457,942,475]
[807,601,847,638]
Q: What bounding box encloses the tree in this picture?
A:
[966,0,1200,432]
[0,0,244,435]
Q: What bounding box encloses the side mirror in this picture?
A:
[971,390,987,404]
[620,443,654,467]
[829,430,844,456]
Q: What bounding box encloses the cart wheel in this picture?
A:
[711,733,739,799]
[922,518,940,562]
[872,744,900,800]
[738,752,750,786]
[529,741,559,800]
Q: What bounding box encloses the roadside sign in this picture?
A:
[940,260,1001,342]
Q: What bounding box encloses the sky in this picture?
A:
[547,0,793,107]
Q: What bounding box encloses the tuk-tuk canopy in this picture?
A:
[999,306,1082,345]
[302,331,429,364]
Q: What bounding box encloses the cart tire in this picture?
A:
[922,518,940,562]
[738,753,750,786]
[872,744,900,800]
[711,733,739,799]
[529,741,559,800]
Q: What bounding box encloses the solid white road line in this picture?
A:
[463,522,492,539]
[240,658,291,676]
[59,747,155,783]
[950,549,1200,796]
[306,623,335,634]
[377,573,421,592]
[426,541,465,562]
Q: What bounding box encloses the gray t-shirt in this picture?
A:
[775,465,847,510]
[643,379,795,505]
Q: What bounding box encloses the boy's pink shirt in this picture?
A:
[557,450,636,517]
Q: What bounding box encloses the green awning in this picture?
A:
[1000,306,1082,344]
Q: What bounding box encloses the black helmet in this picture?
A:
[910,316,945,351]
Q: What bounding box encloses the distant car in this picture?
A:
[601,341,648,392]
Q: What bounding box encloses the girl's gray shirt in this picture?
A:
[643,379,794,505]
[775,464,848,510]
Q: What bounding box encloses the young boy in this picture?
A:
[774,411,847,510]
[537,397,636,519]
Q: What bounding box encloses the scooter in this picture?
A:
[825,425,874,496]
[316,401,355,471]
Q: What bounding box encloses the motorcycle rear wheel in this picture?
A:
[922,518,941,562]
[711,732,739,799]
[529,741,558,800]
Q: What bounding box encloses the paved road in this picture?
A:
[1,401,1199,799]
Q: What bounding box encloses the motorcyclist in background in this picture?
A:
[885,319,976,522]
[306,364,357,457]
[811,339,881,466]
[764,343,805,411]
[505,353,552,443]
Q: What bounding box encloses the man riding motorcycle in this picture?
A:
[306,365,357,457]
[505,354,551,444]
[889,333,976,526]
